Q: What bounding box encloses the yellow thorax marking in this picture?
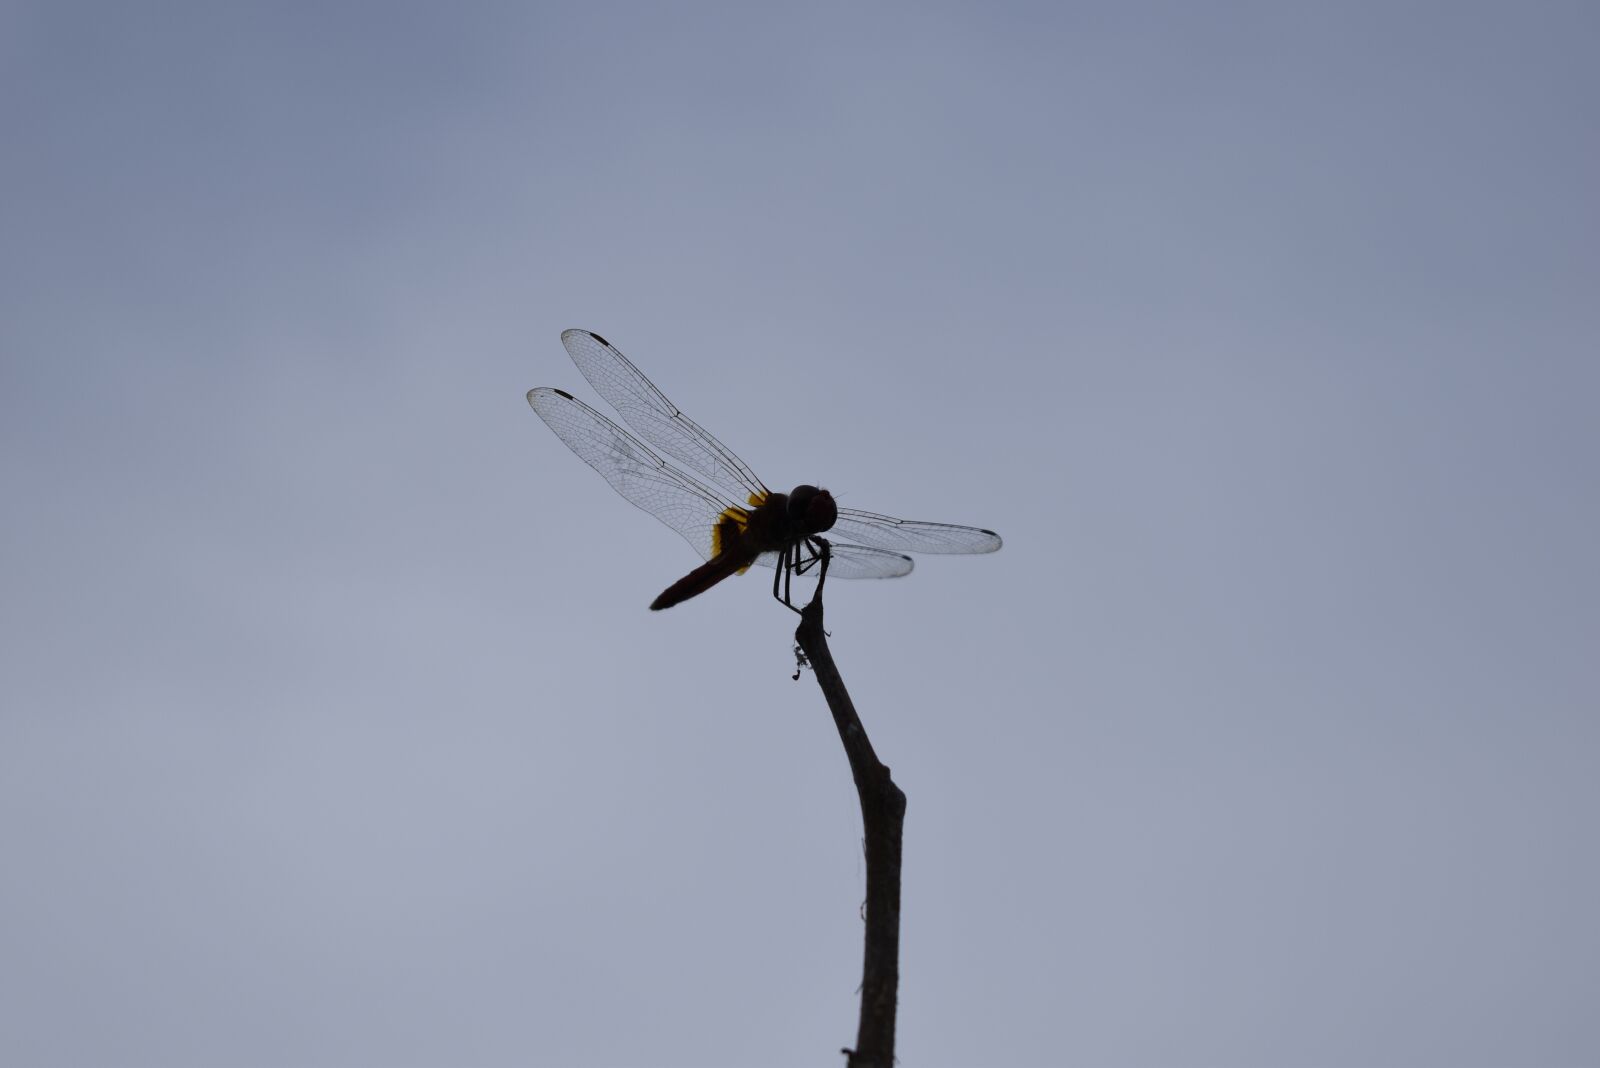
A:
[712,491,769,564]
[712,504,750,558]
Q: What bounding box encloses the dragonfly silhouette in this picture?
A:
[527,330,1002,611]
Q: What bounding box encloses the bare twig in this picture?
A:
[795,585,906,1068]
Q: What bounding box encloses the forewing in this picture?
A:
[752,543,916,580]
[560,329,769,504]
[830,508,1003,554]
[527,387,733,560]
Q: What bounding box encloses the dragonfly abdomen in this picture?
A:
[650,551,757,611]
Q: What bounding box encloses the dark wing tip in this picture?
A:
[527,387,574,409]
[559,328,610,348]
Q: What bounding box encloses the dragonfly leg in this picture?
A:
[772,543,803,615]
[771,539,830,614]
[784,543,800,612]
[791,537,830,598]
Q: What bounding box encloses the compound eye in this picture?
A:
[805,490,837,533]
[787,485,818,520]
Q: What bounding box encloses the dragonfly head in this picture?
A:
[787,484,837,534]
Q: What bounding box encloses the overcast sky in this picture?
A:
[3,3,1597,1066]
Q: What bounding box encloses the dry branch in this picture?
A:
[795,588,906,1068]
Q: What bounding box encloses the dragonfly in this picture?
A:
[526,330,1002,612]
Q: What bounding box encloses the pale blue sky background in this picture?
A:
[3,3,1597,1066]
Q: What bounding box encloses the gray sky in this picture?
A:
[3,2,1597,1066]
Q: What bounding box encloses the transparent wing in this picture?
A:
[752,542,916,580]
[830,508,1003,554]
[560,329,769,505]
[527,387,735,561]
